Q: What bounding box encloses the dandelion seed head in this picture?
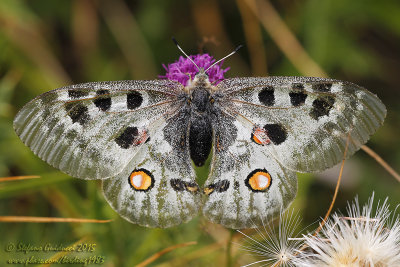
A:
[237,209,303,267]
[294,193,400,267]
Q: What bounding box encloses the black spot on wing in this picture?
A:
[170,179,186,191]
[289,92,308,106]
[263,124,287,145]
[65,103,90,125]
[310,96,335,120]
[215,180,230,192]
[258,86,275,106]
[127,91,143,109]
[185,182,199,193]
[289,83,307,106]
[94,89,111,111]
[312,83,332,92]
[204,180,230,195]
[68,89,89,99]
[170,179,199,193]
[115,126,139,149]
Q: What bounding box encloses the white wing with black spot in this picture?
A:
[202,110,297,229]
[102,108,201,227]
[13,80,183,179]
[13,73,386,229]
[202,76,385,229]
[217,77,386,173]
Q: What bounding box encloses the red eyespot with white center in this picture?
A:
[128,169,154,191]
[245,169,272,192]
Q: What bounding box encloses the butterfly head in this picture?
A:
[186,68,214,112]
[160,38,241,87]
[188,68,211,87]
[160,53,229,87]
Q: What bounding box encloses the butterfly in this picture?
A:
[13,43,386,229]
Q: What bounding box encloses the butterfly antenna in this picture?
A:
[204,44,243,73]
[172,37,201,71]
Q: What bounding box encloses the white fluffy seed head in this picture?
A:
[237,209,304,267]
[294,193,400,267]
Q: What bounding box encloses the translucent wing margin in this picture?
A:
[13,80,183,179]
[217,77,386,172]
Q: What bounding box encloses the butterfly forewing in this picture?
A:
[217,77,386,173]
[13,80,183,180]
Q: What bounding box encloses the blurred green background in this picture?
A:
[0,0,399,266]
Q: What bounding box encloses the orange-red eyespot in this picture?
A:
[251,127,270,145]
[245,169,272,192]
[128,169,154,191]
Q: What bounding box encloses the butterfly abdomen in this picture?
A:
[189,115,212,166]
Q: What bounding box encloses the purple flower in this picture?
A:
[159,54,230,86]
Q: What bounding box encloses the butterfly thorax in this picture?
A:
[190,88,211,113]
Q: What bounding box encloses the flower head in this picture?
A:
[237,209,303,267]
[295,193,400,267]
[159,54,230,86]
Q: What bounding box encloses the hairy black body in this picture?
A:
[162,73,236,168]
[188,88,213,166]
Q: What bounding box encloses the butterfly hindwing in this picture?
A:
[13,80,183,179]
[202,105,297,229]
[102,108,201,228]
[217,77,386,173]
